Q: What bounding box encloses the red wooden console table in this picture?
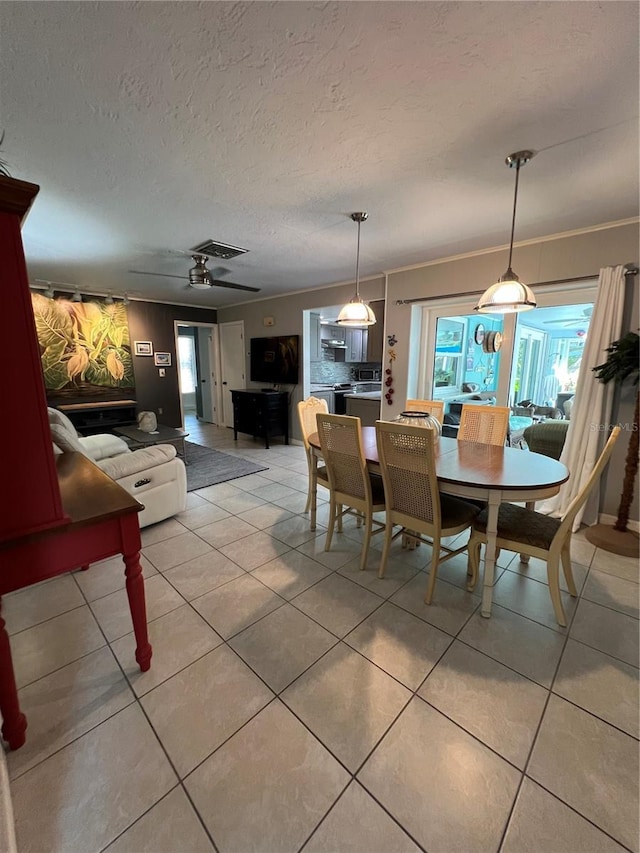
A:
[0,453,152,750]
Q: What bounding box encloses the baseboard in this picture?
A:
[598,513,639,533]
[0,748,17,853]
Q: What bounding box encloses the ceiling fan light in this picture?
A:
[476,270,536,313]
[336,298,376,326]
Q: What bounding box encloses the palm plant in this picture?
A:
[587,331,639,556]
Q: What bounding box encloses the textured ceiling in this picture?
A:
[1,1,638,308]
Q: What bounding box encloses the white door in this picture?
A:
[196,328,215,422]
[219,321,246,428]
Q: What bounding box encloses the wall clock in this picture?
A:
[474,324,485,345]
[492,331,503,352]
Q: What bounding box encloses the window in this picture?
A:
[178,335,197,394]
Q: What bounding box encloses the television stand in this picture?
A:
[231,390,289,449]
[55,400,137,435]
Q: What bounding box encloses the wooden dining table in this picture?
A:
[308,429,569,619]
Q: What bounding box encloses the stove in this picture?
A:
[332,383,355,414]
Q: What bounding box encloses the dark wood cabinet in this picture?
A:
[56,400,138,435]
[231,389,289,449]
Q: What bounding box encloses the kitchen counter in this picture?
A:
[345,390,382,400]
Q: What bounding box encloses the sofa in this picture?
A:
[47,408,187,527]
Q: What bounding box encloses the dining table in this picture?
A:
[308,429,569,619]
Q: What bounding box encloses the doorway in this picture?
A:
[175,322,219,427]
[219,321,246,428]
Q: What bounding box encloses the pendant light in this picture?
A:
[476,151,537,314]
[336,212,376,327]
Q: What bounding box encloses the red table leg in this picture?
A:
[0,599,27,750]
[124,552,152,672]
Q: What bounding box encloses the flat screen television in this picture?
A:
[250,335,300,385]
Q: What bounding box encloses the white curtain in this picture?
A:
[538,265,626,528]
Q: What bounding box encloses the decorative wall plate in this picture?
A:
[474,324,485,345]
[493,331,503,352]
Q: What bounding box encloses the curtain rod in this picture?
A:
[394,266,639,306]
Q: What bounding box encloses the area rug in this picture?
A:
[184,441,268,491]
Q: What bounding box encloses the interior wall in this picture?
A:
[127,301,218,427]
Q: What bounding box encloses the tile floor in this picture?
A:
[2,418,639,853]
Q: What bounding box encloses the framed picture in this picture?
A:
[154,352,171,366]
[134,341,153,356]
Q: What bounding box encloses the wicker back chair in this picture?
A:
[404,399,445,424]
[375,421,479,603]
[316,414,386,571]
[468,427,620,626]
[297,396,330,514]
[458,405,510,446]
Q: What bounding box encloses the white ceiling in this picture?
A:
[2,1,638,309]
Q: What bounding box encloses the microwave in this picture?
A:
[357,368,380,381]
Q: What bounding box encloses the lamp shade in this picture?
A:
[337,297,376,327]
[476,270,536,313]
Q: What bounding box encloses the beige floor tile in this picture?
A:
[193,481,244,503]
[265,514,321,547]
[554,638,639,738]
[390,572,480,636]
[141,517,188,547]
[104,786,214,853]
[507,554,589,593]
[458,605,566,687]
[591,547,640,583]
[282,643,411,771]
[345,601,452,690]
[7,647,134,781]
[143,531,213,572]
[90,573,185,641]
[4,574,84,635]
[195,515,258,548]
[581,568,640,618]
[11,606,105,689]
[74,554,157,602]
[11,704,177,853]
[192,574,285,639]
[567,535,596,567]
[358,698,520,853]
[419,640,547,768]
[337,554,421,597]
[213,491,268,514]
[272,491,324,513]
[176,502,231,530]
[293,573,384,638]
[251,550,332,599]
[229,472,274,492]
[302,781,421,853]
[185,700,349,853]
[502,777,627,853]
[570,598,639,667]
[492,570,578,632]
[163,550,245,600]
[528,695,639,851]
[236,502,295,530]
[185,491,208,509]
[297,532,364,570]
[111,605,222,696]
[368,535,433,571]
[251,482,300,502]
[220,530,291,570]
[142,646,273,777]
[229,603,336,692]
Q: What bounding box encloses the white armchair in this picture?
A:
[47,408,187,528]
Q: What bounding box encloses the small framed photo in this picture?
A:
[134,341,153,356]
[154,352,171,367]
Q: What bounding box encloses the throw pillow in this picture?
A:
[49,422,86,455]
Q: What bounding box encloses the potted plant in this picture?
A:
[585,331,639,557]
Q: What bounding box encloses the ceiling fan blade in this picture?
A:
[209,279,261,293]
[128,269,189,280]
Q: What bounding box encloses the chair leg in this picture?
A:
[561,543,577,596]
[379,522,393,578]
[424,538,441,605]
[467,537,480,592]
[547,555,567,627]
[325,497,337,552]
[360,514,373,572]
[337,503,343,533]
[304,472,313,514]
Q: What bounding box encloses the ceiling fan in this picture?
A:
[128,254,260,292]
[544,306,593,326]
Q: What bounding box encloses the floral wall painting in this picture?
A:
[31,293,135,402]
[134,341,153,356]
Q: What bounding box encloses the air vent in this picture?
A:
[190,239,249,260]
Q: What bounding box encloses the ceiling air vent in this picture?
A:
[190,239,249,260]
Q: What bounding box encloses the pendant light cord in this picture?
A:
[354,216,361,299]
[507,158,521,271]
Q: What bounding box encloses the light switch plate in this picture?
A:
[158,368,166,377]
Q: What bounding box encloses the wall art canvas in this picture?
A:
[154,352,171,366]
[31,293,135,403]
[134,341,153,356]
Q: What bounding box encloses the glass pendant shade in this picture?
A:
[337,212,376,328]
[476,269,536,313]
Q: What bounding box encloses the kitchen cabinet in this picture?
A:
[311,389,334,413]
[345,328,366,362]
[310,313,321,362]
[366,300,385,362]
[345,395,381,427]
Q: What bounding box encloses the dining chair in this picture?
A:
[316,414,386,571]
[458,404,510,446]
[375,420,480,603]
[404,399,445,424]
[297,396,330,513]
[467,426,621,626]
